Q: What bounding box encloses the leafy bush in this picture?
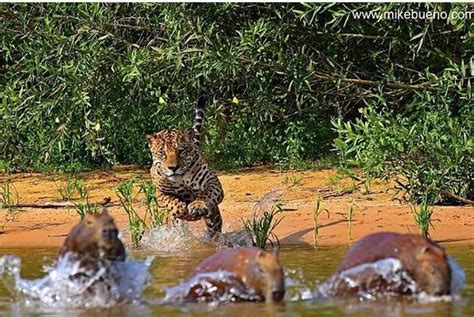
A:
[1,3,471,171]
[334,100,473,204]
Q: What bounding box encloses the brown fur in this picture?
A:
[186,247,285,302]
[329,232,451,296]
[59,209,126,270]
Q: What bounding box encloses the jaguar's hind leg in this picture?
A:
[203,205,222,239]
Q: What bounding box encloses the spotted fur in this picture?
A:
[146,96,224,238]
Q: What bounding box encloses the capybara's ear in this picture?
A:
[272,247,280,257]
[421,245,437,255]
[84,213,94,226]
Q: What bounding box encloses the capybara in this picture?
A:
[171,247,285,302]
[322,232,451,297]
[59,209,126,270]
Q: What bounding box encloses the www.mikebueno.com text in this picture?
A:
[352,9,473,20]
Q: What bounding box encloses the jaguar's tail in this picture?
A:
[192,95,207,144]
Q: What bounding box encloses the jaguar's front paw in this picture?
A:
[187,200,210,219]
[170,200,189,219]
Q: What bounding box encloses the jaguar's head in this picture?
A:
[146,129,199,179]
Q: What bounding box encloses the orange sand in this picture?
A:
[0,166,473,248]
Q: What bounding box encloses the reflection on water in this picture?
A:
[0,245,473,317]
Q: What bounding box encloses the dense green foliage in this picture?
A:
[1,3,472,182]
[334,103,473,204]
[331,4,472,204]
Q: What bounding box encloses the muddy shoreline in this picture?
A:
[1,166,473,248]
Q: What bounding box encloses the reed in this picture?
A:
[57,178,77,201]
[313,197,329,247]
[347,205,355,241]
[0,178,17,211]
[412,196,433,237]
[244,191,284,249]
[139,180,168,227]
[116,179,147,247]
[73,181,99,218]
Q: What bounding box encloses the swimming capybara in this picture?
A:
[172,247,285,302]
[59,209,126,270]
[322,232,451,297]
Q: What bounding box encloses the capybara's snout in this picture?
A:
[265,268,285,302]
[422,266,451,296]
[272,272,286,301]
[272,289,285,301]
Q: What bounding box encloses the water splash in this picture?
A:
[316,257,465,301]
[284,268,315,301]
[317,258,418,299]
[140,221,209,252]
[251,190,283,219]
[162,271,262,303]
[0,253,153,308]
[141,221,254,252]
[213,229,254,249]
[448,255,465,296]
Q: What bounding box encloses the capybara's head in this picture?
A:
[61,209,125,261]
[255,249,285,302]
[413,242,451,296]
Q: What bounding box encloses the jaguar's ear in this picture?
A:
[182,129,195,143]
[146,133,157,145]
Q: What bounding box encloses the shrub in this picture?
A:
[2,3,470,170]
[334,101,473,204]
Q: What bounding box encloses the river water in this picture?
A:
[0,244,472,317]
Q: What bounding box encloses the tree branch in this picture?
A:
[312,72,436,91]
[5,197,115,209]
[442,192,474,205]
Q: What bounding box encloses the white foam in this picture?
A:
[319,258,419,299]
[140,222,206,252]
[162,271,261,303]
[317,256,465,301]
[0,253,153,308]
[141,222,253,252]
[284,268,315,301]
